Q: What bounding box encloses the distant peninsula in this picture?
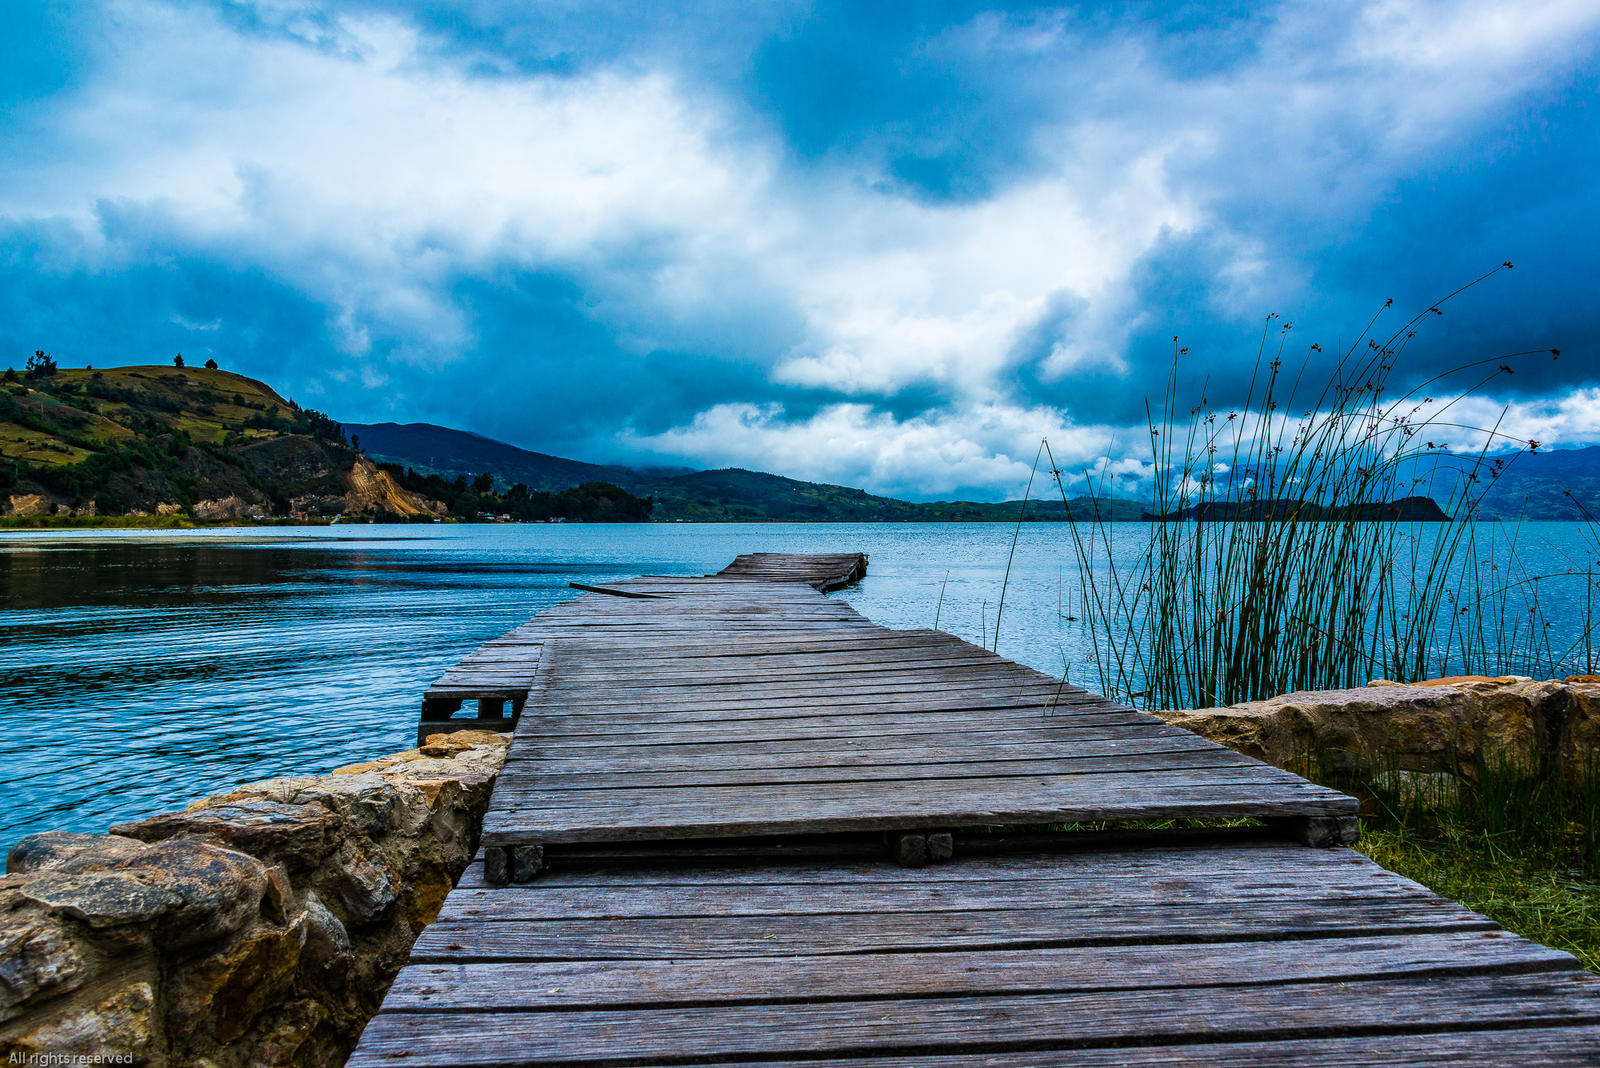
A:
[1144,497,1451,522]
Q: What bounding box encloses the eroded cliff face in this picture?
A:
[1154,676,1600,784]
[337,457,446,518]
[0,731,509,1066]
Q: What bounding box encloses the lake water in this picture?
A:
[3,521,1597,856]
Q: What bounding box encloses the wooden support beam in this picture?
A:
[1271,814,1361,847]
[483,846,509,887]
[511,844,545,883]
[892,832,928,868]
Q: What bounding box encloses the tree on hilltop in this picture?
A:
[205,358,218,369]
[173,353,185,368]
[25,350,57,377]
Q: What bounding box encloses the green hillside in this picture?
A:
[0,361,651,523]
[0,359,359,516]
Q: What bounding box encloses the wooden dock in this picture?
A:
[351,552,1600,1065]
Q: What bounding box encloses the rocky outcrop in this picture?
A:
[3,494,100,518]
[339,457,444,518]
[191,496,267,522]
[2,494,52,517]
[1155,675,1600,782]
[0,731,509,1066]
[287,459,445,519]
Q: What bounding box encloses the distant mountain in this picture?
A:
[1472,445,1600,521]
[342,420,1149,522]
[344,422,640,494]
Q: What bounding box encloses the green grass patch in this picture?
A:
[1297,744,1600,974]
[0,514,198,529]
[1358,823,1600,973]
[0,421,95,465]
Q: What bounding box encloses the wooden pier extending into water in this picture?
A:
[351,553,1600,1065]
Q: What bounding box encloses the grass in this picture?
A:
[1289,740,1600,972]
[0,514,198,529]
[1360,824,1600,972]
[1009,269,1600,970]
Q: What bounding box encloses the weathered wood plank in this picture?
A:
[383,930,1574,1012]
[348,972,1600,1066]
[436,878,1441,924]
[454,841,1388,889]
[513,750,1271,792]
[507,708,1149,743]
[509,688,1111,721]
[409,897,1499,962]
[501,717,1155,752]
[481,790,1357,846]
[506,731,1215,766]
[506,736,1233,776]
[691,1027,1600,1067]
[490,765,1348,811]
[507,723,1184,760]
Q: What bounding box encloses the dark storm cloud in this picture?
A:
[437,268,787,460]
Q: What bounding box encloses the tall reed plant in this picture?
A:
[1057,266,1575,709]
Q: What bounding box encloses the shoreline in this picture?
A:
[3,514,1582,532]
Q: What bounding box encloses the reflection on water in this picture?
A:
[1,532,593,853]
[3,522,1595,855]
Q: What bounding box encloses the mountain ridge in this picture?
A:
[0,366,651,523]
[344,420,1148,522]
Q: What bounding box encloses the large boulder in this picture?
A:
[1155,676,1596,782]
[0,730,510,1066]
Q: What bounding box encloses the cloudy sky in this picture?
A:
[3,1,1597,499]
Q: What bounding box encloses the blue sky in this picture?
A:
[2,1,1598,499]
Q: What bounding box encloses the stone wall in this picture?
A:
[1155,675,1600,783]
[0,730,510,1066]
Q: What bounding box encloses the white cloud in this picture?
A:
[1421,387,1600,452]
[13,2,763,364]
[625,400,1116,500]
